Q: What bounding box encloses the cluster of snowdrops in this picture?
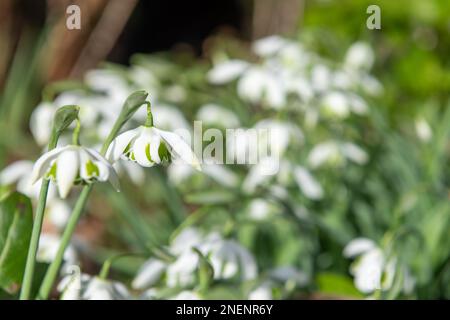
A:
[0,35,448,300]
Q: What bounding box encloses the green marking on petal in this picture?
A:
[158,142,171,162]
[85,160,100,178]
[46,162,57,180]
[145,143,153,162]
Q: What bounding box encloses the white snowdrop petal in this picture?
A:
[30,147,68,184]
[133,136,154,167]
[154,128,201,171]
[293,166,324,200]
[56,149,80,198]
[207,60,249,84]
[0,161,34,185]
[106,127,141,163]
[132,259,166,290]
[343,238,376,258]
[149,134,162,164]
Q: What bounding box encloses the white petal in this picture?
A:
[105,127,141,163]
[133,135,154,167]
[30,102,55,146]
[84,148,120,191]
[149,134,161,164]
[154,128,201,171]
[0,161,33,185]
[56,149,80,198]
[207,60,248,84]
[293,166,324,200]
[132,259,166,290]
[30,147,68,184]
[344,238,376,258]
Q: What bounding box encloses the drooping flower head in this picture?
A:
[30,145,119,198]
[106,125,201,171]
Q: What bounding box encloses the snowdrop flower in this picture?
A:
[308,141,368,168]
[248,283,273,300]
[30,102,55,146]
[253,35,289,57]
[0,160,60,201]
[254,119,303,156]
[203,233,257,281]
[293,166,324,200]
[58,270,130,300]
[311,64,332,93]
[47,199,72,229]
[132,259,167,290]
[242,156,281,193]
[85,69,131,104]
[30,145,119,198]
[345,42,375,71]
[171,291,201,300]
[344,238,396,294]
[237,67,286,109]
[197,104,240,128]
[415,117,432,142]
[207,60,249,84]
[106,126,201,170]
[152,104,191,131]
[38,234,78,268]
[246,198,278,220]
[321,91,351,118]
[82,277,131,300]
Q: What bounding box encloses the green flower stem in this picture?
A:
[72,119,81,146]
[37,91,149,299]
[37,184,92,299]
[144,102,153,127]
[20,129,59,300]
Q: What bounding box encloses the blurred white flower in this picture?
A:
[197,104,240,128]
[30,102,55,146]
[59,270,130,300]
[171,290,201,300]
[47,198,72,229]
[308,141,368,168]
[344,238,397,294]
[85,69,131,104]
[207,60,249,84]
[132,259,167,290]
[293,166,324,200]
[38,234,78,267]
[321,91,351,118]
[311,64,332,93]
[415,118,432,142]
[248,283,273,300]
[237,67,286,109]
[254,119,303,156]
[31,145,119,198]
[253,35,288,57]
[345,42,375,70]
[106,126,201,170]
[246,198,276,220]
[0,160,43,198]
[152,104,191,132]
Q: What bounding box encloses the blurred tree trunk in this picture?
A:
[251,0,304,40]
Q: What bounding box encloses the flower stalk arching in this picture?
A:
[37,91,149,300]
[72,119,81,146]
[20,106,79,300]
[144,101,153,127]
